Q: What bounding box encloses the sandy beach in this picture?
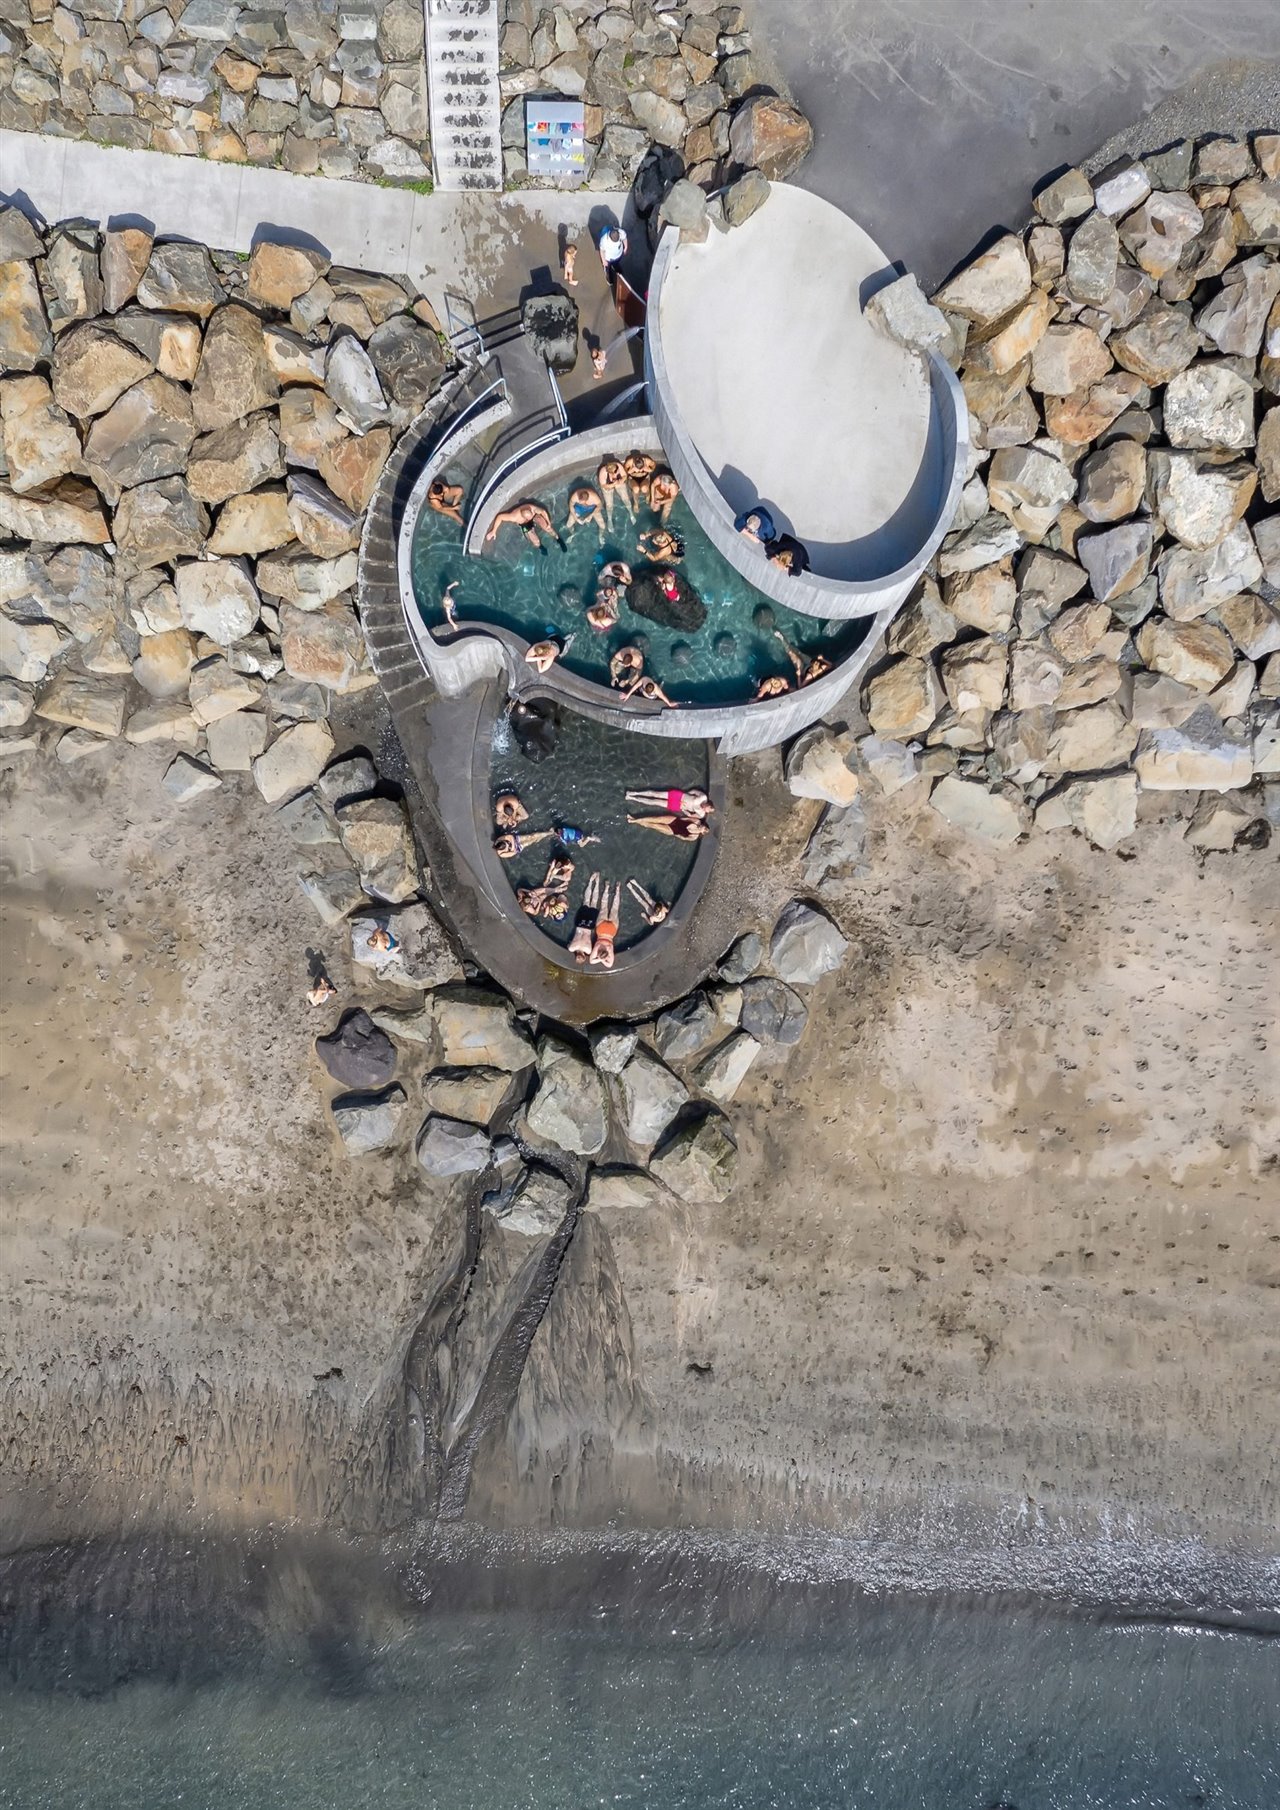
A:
[3,710,1275,1558]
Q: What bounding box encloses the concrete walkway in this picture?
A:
[0,129,624,320]
[745,0,1280,289]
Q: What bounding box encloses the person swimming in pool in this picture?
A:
[428,478,465,525]
[486,500,559,551]
[773,629,833,687]
[598,457,630,527]
[493,791,528,830]
[637,527,685,563]
[625,810,709,840]
[524,634,573,674]
[439,579,461,632]
[565,484,605,538]
[625,878,670,927]
[753,673,793,700]
[568,870,602,965]
[610,644,645,689]
[648,469,679,522]
[493,827,553,859]
[625,786,712,819]
[624,450,657,513]
[589,878,623,968]
[587,586,620,631]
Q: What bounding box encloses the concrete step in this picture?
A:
[426,0,502,193]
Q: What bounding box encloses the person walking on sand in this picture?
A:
[589,879,623,968]
[564,484,605,539]
[568,870,602,964]
[626,878,669,926]
[561,230,579,287]
[625,810,710,840]
[307,973,338,1007]
[625,786,713,820]
[598,456,630,527]
[598,223,628,277]
[486,500,559,551]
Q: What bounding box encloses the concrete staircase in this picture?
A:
[424,0,503,192]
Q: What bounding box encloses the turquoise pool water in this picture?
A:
[410,460,870,707]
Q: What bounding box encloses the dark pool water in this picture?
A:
[3,1550,1277,1810]
[485,704,709,953]
[410,462,870,707]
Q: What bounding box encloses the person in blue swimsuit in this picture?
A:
[734,504,776,545]
[564,484,605,539]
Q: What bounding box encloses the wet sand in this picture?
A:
[2,725,1276,1560]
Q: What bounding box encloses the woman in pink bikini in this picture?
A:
[624,786,713,820]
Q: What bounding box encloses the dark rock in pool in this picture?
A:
[510,698,560,763]
[316,1008,398,1090]
[628,569,707,632]
[714,632,736,658]
[670,641,693,668]
[753,603,776,633]
[631,632,650,655]
[520,291,579,373]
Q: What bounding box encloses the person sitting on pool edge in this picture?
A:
[648,469,679,522]
[621,673,677,709]
[625,786,712,820]
[598,457,629,526]
[767,532,810,577]
[428,478,465,525]
[734,503,776,546]
[626,878,669,927]
[486,500,560,551]
[626,808,710,839]
[565,483,605,539]
[774,629,833,687]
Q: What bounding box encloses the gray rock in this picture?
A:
[416,1114,492,1178]
[659,180,710,242]
[865,272,950,353]
[651,1109,737,1203]
[717,932,762,984]
[315,1008,397,1090]
[252,720,334,803]
[0,207,45,262]
[319,753,377,803]
[1158,524,1262,621]
[175,558,259,645]
[769,899,848,985]
[583,1167,671,1215]
[331,1083,407,1156]
[614,1046,689,1149]
[1184,789,1266,851]
[930,774,1028,845]
[803,800,870,896]
[1152,451,1256,551]
[1134,703,1254,792]
[162,752,222,801]
[589,1022,640,1074]
[1092,159,1151,217]
[325,333,388,431]
[1065,212,1120,304]
[858,735,920,795]
[1076,521,1153,602]
[629,89,688,148]
[1035,772,1137,850]
[489,1163,572,1237]
[653,992,721,1064]
[1034,167,1094,225]
[723,169,770,228]
[1163,362,1256,452]
[0,679,35,730]
[137,242,226,319]
[429,986,535,1071]
[205,709,268,772]
[739,976,807,1045]
[523,1035,608,1157]
[366,315,447,413]
[1195,254,1280,359]
[422,1066,514,1125]
[692,1030,760,1104]
[298,869,370,926]
[336,795,419,902]
[1129,670,1201,730]
[785,722,860,805]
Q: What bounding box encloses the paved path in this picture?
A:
[745,0,1280,288]
[0,129,622,319]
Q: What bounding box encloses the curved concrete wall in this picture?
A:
[645,218,969,623]
[465,416,666,553]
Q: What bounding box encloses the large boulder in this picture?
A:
[1076,439,1147,523]
[613,1046,689,1150]
[1075,521,1153,602]
[692,1031,760,1104]
[191,305,279,434]
[188,415,285,505]
[430,986,535,1071]
[1035,772,1138,850]
[188,655,264,726]
[520,292,579,373]
[1134,704,1254,792]
[0,376,82,495]
[132,628,198,699]
[865,655,944,739]
[0,478,109,547]
[331,1084,407,1156]
[769,899,848,984]
[739,976,808,1044]
[335,795,420,902]
[785,723,860,804]
[523,1036,608,1157]
[51,324,153,419]
[626,567,706,632]
[287,474,362,558]
[315,1008,397,1090]
[1065,212,1120,303]
[934,233,1031,326]
[247,241,329,311]
[100,225,153,314]
[421,1066,514,1125]
[864,273,950,354]
[930,774,1028,844]
[489,1163,572,1237]
[1157,524,1262,622]
[34,672,128,738]
[325,333,388,431]
[651,1109,738,1203]
[351,903,461,989]
[113,478,208,572]
[0,260,53,373]
[207,486,294,557]
[1110,299,1200,382]
[654,991,722,1064]
[251,719,335,802]
[279,604,369,692]
[416,1114,492,1178]
[987,445,1074,539]
[1195,253,1280,357]
[366,315,448,413]
[175,558,260,644]
[727,95,813,180]
[1135,618,1235,692]
[1043,700,1138,774]
[137,241,226,318]
[1163,362,1256,451]
[82,375,195,497]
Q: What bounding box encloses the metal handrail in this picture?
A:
[462,417,572,556]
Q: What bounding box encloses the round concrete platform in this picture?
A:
[649,184,963,599]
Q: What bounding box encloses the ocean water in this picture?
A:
[2,1533,1277,1810]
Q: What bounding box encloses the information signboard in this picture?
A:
[525,99,586,181]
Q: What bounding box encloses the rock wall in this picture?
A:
[860,133,1280,854]
[0,0,812,193]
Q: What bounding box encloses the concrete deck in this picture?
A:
[0,128,626,322]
